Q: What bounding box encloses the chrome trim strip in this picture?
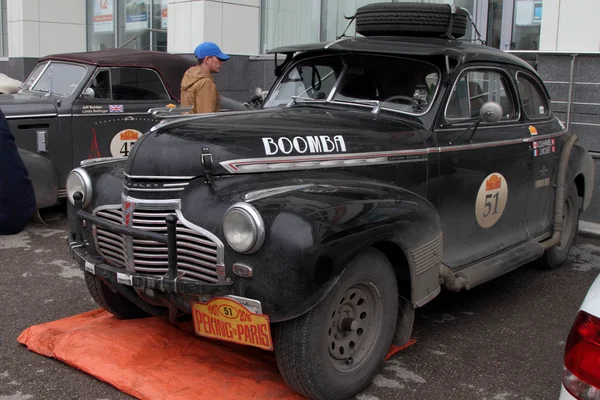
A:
[80,157,122,167]
[163,182,190,188]
[124,185,186,192]
[244,184,315,202]
[73,112,153,117]
[57,114,72,117]
[219,130,568,174]
[221,149,428,173]
[28,61,50,89]
[125,173,196,180]
[572,122,600,127]
[5,113,57,119]
[122,195,180,209]
[71,167,93,208]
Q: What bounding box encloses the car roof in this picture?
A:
[268,36,537,74]
[38,48,196,102]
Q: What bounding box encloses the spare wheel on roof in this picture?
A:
[355,2,468,39]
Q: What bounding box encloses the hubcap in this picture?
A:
[327,282,383,373]
[557,196,574,251]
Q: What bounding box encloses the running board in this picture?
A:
[455,240,544,290]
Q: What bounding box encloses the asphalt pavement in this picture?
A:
[1,205,599,400]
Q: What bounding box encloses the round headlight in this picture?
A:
[66,167,93,208]
[223,203,265,254]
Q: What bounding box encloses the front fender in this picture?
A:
[180,176,442,322]
[18,149,57,209]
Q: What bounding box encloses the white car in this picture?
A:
[560,273,600,399]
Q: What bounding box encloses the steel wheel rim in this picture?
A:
[326,281,383,373]
[557,196,574,251]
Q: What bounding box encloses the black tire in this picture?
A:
[273,248,399,400]
[84,272,149,319]
[539,184,580,269]
[355,3,468,39]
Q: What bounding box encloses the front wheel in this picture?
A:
[539,184,580,269]
[84,272,149,319]
[274,248,399,400]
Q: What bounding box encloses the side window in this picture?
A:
[517,73,550,119]
[446,70,516,121]
[111,68,170,101]
[89,70,111,99]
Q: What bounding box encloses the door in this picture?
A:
[430,68,533,269]
[72,67,173,165]
[516,70,559,238]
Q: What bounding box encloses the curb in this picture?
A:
[579,221,600,239]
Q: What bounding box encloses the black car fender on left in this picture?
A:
[179,176,443,324]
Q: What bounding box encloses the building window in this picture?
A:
[87,0,167,52]
[261,0,480,53]
[512,0,542,50]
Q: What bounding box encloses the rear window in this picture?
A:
[517,73,550,119]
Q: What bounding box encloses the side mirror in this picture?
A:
[81,87,95,100]
[480,101,503,124]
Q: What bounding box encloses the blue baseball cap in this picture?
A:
[194,42,230,61]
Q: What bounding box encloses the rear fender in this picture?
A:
[18,149,58,209]
[567,143,594,211]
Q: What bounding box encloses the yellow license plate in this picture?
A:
[192,297,273,351]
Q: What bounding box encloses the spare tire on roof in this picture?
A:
[355,2,468,39]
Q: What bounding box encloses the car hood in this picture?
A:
[0,92,59,117]
[125,106,425,177]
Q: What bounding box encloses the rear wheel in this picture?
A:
[539,184,580,269]
[274,248,399,400]
[85,272,149,319]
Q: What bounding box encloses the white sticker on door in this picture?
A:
[475,173,508,228]
[110,129,142,158]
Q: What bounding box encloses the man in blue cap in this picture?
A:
[181,42,230,114]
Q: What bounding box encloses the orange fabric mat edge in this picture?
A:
[17,309,415,400]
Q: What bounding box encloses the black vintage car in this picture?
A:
[65,4,594,400]
[3,48,245,212]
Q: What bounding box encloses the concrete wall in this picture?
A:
[167,0,260,56]
[540,0,600,51]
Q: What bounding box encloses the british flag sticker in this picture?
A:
[109,104,124,113]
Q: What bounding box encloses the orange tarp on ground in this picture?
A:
[17,309,415,400]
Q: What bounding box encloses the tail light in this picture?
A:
[563,311,600,400]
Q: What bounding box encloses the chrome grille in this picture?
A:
[93,206,221,283]
[95,208,127,269]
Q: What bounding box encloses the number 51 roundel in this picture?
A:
[475,173,508,228]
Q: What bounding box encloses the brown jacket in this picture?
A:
[180,66,220,114]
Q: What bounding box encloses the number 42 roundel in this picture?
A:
[475,173,508,228]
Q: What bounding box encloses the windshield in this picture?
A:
[264,54,440,115]
[21,62,48,90]
[263,56,344,108]
[26,62,88,97]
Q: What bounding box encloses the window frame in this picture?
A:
[81,67,113,101]
[515,70,552,121]
[109,67,170,101]
[442,66,521,125]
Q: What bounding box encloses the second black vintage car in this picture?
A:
[4,48,246,212]
[64,3,593,400]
